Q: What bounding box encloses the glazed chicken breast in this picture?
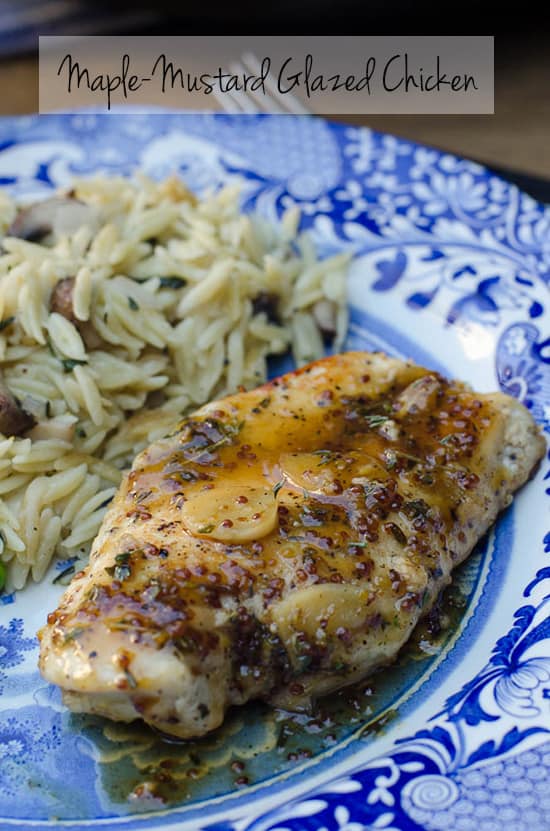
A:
[39,352,545,739]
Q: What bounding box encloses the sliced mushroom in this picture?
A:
[0,383,36,437]
[251,291,281,324]
[49,277,103,350]
[7,197,99,244]
[145,389,167,409]
[312,299,337,340]
[50,277,77,322]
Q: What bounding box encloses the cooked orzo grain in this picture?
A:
[0,174,348,590]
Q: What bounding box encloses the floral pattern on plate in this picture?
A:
[0,112,548,831]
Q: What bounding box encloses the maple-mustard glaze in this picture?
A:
[38,352,546,738]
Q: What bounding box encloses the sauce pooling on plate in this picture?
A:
[39,352,545,739]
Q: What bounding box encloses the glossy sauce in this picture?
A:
[49,359,488,685]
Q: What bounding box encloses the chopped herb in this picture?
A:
[128,296,139,311]
[396,450,422,464]
[295,653,313,672]
[108,620,132,632]
[105,561,132,581]
[202,435,231,455]
[181,417,244,459]
[64,626,84,643]
[116,564,132,580]
[159,276,187,290]
[173,635,195,656]
[404,499,430,518]
[440,434,456,445]
[61,358,88,373]
[364,481,383,498]
[197,524,215,534]
[123,667,137,688]
[348,541,369,548]
[312,449,333,466]
[115,551,131,565]
[53,564,75,585]
[259,397,270,408]
[384,449,397,470]
[384,448,421,468]
[387,523,407,546]
[364,414,389,428]
[0,561,5,593]
[0,316,15,332]
[199,421,243,456]
[273,479,285,498]
[45,400,52,418]
[115,565,132,583]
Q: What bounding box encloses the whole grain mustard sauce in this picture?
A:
[44,352,505,723]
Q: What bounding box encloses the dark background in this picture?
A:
[0,1,549,190]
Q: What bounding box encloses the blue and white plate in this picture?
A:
[0,112,549,831]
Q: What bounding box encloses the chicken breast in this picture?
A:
[38,352,545,739]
